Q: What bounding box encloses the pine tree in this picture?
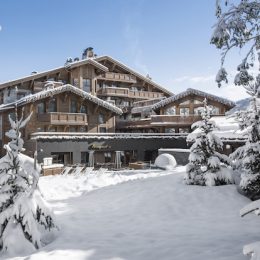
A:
[0,107,57,254]
[231,76,260,199]
[185,99,233,186]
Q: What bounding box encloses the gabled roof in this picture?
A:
[152,88,236,110]
[95,56,173,96]
[0,59,108,90]
[0,84,122,115]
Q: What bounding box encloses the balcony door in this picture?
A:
[70,99,77,113]
[48,98,57,112]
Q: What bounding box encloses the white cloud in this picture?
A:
[0,25,2,31]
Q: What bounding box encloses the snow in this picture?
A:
[226,98,251,115]
[0,84,122,115]
[152,88,235,111]
[2,166,260,260]
[159,148,190,153]
[190,116,247,142]
[30,132,188,140]
[154,153,177,170]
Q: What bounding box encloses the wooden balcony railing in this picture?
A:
[151,115,201,125]
[97,87,164,100]
[129,90,164,99]
[116,119,152,129]
[97,72,137,83]
[38,112,87,125]
[97,87,129,97]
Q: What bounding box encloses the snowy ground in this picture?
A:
[4,167,260,260]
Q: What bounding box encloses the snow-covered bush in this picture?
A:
[185,99,233,186]
[0,109,57,255]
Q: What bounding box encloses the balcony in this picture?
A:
[97,72,137,83]
[129,90,164,99]
[97,87,129,97]
[97,87,164,100]
[151,115,201,126]
[38,112,87,125]
[116,118,152,129]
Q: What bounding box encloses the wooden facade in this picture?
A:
[0,49,236,165]
[116,89,235,133]
[0,89,117,157]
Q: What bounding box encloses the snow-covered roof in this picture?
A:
[191,116,247,142]
[210,116,246,141]
[131,105,153,114]
[152,88,236,110]
[0,59,108,90]
[95,56,173,96]
[31,132,188,141]
[0,84,122,115]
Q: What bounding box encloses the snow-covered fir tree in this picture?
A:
[0,107,57,254]
[212,1,260,259]
[231,76,260,199]
[185,99,233,186]
[211,0,260,88]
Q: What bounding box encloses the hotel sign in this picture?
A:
[88,142,111,150]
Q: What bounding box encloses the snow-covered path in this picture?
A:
[8,169,260,260]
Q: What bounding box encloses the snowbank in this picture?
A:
[5,166,259,260]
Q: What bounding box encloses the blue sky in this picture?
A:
[0,0,250,100]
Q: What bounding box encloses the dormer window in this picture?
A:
[48,98,57,112]
[70,99,77,113]
[37,102,45,114]
[98,113,105,124]
[83,79,91,92]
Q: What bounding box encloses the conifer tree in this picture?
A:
[185,99,232,186]
[231,76,260,199]
[0,106,57,253]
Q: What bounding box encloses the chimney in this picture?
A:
[82,47,94,59]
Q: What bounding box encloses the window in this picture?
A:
[80,105,87,114]
[104,152,112,163]
[70,99,77,113]
[165,128,176,133]
[48,98,57,112]
[69,126,77,132]
[37,102,45,114]
[73,78,79,87]
[210,106,220,115]
[98,113,105,124]
[83,79,91,92]
[179,128,190,133]
[81,152,89,164]
[49,127,57,132]
[99,127,107,133]
[194,107,203,115]
[17,92,26,100]
[180,107,189,116]
[52,152,73,165]
[9,112,16,121]
[79,126,88,132]
[165,106,176,115]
